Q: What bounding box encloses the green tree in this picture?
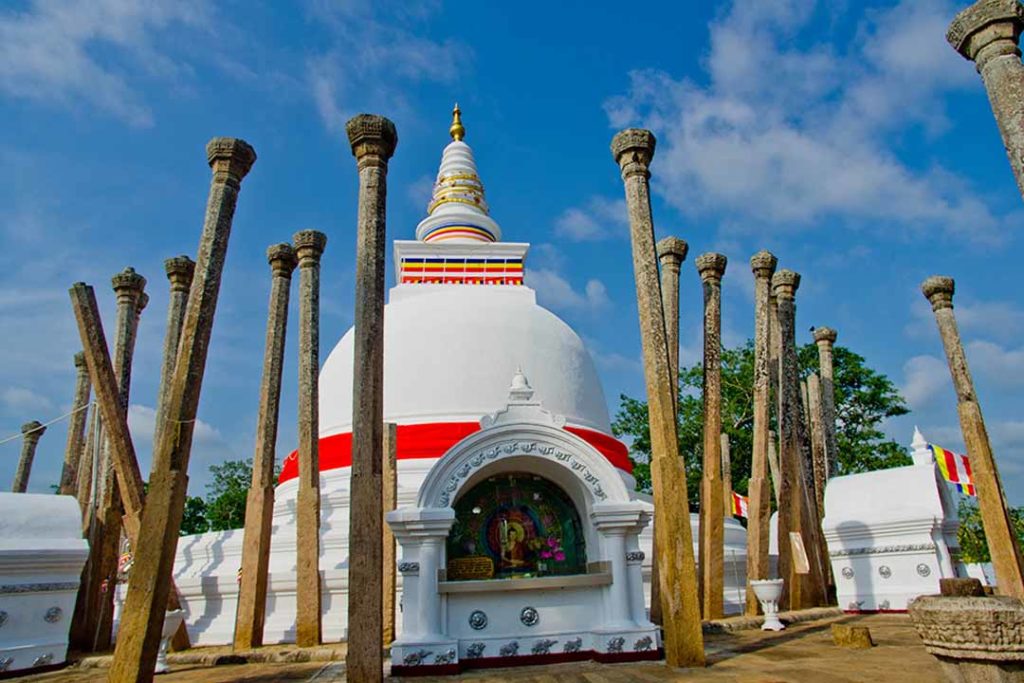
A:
[957,498,1024,563]
[612,340,910,500]
[205,459,254,532]
[180,496,209,536]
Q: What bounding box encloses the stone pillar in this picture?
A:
[382,422,398,646]
[770,294,782,459]
[92,267,146,651]
[110,137,255,682]
[611,128,704,667]
[651,235,687,626]
[806,372,827,518]
[12,421,45,493]
[58,353,91,496]
[76,408,99,515]
[948,0,1024,200]
[154,257,195,447]
[922,276,1024,599]
[345,114,397,683]
[773,271,828,610]
[813,327,840,481]
[294,230,327,647]
[721,433,732,518]
[234,243,296,650]
[767,431,781,502]
[696,252,727,620]
[746,250,777,615]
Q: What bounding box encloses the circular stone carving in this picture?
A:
[520,606,539,627]
[917,563,932,578]
[879,566,892,579]
[43,607,62,624]
[841,567,854,580]
[468,610,488,630]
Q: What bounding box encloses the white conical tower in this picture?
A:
[415,105,503,244]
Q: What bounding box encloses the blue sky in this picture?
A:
[1,0,1022,505]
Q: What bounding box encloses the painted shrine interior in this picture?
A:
[446,472,587,581]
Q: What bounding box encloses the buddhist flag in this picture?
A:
[930,443,976,497]
[730,491,749,518]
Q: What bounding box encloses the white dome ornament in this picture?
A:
[479,368,566,430]
[415,104,503,244]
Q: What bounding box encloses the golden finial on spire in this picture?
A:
[449,102,465,141]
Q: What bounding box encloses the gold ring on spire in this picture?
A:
[450,103,465,141]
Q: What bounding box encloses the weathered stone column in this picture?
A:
[696,252,727,620]
[767,430,781,502]
[806,372,827,518]
[91,267,147,651]
[294,230,327,647]
[948,1,1024,199]
[721,433,732,518]
[382,422,398,646]
[154,256,195,445]
[813,327,839,481]
[651,235,687,626]
[58,353,91,496]
[234,243,296,650]
[11,421,45,493]
[922,276,1024,599]
[76,409,99,514]
[346,114,397,683]
[769,294,783,463]
[746,250,776,615]
[773,270,828,611]
[110,137,256,682]
[612,128,704,667]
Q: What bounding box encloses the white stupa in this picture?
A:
[159,107,748,671]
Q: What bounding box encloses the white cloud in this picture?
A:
[966,340,1024,388]
[603,0,1006,245]
[305,2,466,133]
[0,0,210,126]
[900,354,950,410]
[127,404,222,446]
[0,387,53,414]
[907,297,1024,342]
[526,269,610,314]
[554,196,628,242]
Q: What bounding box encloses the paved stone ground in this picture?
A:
[15,614,941,682]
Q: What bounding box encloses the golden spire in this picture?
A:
[449,102,465,141]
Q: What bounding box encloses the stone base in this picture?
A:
[936,656,1024,683]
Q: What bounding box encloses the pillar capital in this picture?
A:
[750,250,778,279]
[111,267,146,305]
[772,269,801,300]
[656,236,689,267]
[164,256,195,293]
[611,128,656,179]
[922,275,956,311]
[22,421,44,441]
[346,114,398,166]
[137,291,149,314]
[206,137,257,184]
[292,230,327,266]
[695,252,728,283]
[267,242,298,277]
[74,351,87,370]
[812,326,837,346]
[948,0,1024,65]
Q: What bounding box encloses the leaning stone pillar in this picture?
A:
[696,252,727,620]
[773,270,828,610]
[12,421,45,493]
[651,235,687,626]
[769,294,783,461]
[294,230,327,647]
[235,243,296,650]
[813,327,839,481]
[612,128,704,667]
[345,114,397,682]
[806,372,827,518]
[59,353,91,496]
[948,1,1024,200]
[922,276,1024,599]
[746,250,776,615]
[110,137,256,682]
[154,257,195,446]
[382,422,398,646]
[91,267,147,651]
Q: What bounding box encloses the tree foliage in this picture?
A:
[612,340,911,501]
[176,458,279,535]
[957,498,1024,563]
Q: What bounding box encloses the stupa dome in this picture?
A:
[318,284,612,436]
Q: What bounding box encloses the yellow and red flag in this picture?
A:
[730,491,749,518]
[930,443,976,496]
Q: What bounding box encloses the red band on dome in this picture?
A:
[278,422,632,484]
